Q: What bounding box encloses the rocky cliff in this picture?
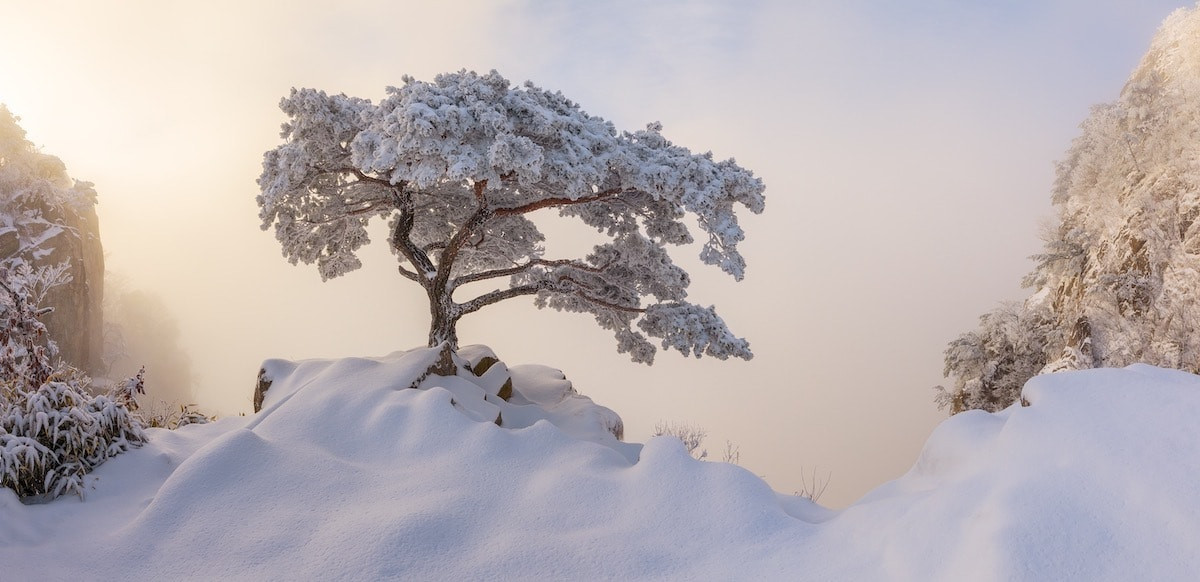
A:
[0,106,105,375]
[938,6,1200,412]
[36,195,104,374]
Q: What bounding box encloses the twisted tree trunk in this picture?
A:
[427,287,459,350]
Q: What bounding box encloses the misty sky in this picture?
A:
[2,0,1190,507]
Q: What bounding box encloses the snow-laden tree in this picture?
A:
[936,299,1058,413]
[258,70,765,363]
[938,6,1200,412]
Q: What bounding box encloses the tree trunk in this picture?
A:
[426,289,459,382]
[427,289,459,350]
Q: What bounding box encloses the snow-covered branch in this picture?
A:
[452,258,607,288]
[493,187,634,216]
[432,180,491,293]
[457,283,544,317]
[389,193,436,282]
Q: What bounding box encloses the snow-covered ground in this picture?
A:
[2,347,1197,580]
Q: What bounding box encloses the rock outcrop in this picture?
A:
[0,105,105,374]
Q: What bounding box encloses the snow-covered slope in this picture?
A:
[2,348,1197,580]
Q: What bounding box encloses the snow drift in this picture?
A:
[2,348,1197,580]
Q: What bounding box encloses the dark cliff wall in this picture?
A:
[39,199,104,375]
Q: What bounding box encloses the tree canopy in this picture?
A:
[258,70,765,364]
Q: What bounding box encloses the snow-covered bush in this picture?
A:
[652,420,744,464]
[1,371,146,499]
[652,421,708,458]
[0,264,146,501]
[936,300,1058,413]
[140,402,212,430]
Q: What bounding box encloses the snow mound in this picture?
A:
[841,364,1200,580]
[2,352,1197,580]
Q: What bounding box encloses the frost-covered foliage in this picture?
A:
[258,70,765,363]
[939,7,1200,412]
[0,105,97,264]
[652,420,708,458]
[652,420,744,464]
[0,266,145,501]
[140,402,211,430]
[937,300,1058,413]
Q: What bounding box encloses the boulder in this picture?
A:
[253,368,271,412]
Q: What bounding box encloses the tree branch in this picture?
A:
[572,291,646,314]
[457,283,544,317]
[456,272,646,319]
[554,274,646,314]
[303,165,395,191]
[397,264,421,282]
[493,187,635,216]
[433,180,490,292]
[389,186,436,283]
[452,258,608,288]
[299,198,391,225]
[349,168,397,188]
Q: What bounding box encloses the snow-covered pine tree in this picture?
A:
[938,6,1200,413]
[258,71,765,364]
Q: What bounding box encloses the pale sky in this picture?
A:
[2,0,1190,507]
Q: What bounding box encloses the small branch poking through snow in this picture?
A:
[795,467,831,502]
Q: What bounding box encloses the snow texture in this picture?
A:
[2,347,1197,580]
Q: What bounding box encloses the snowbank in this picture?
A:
[2,350,1197,580]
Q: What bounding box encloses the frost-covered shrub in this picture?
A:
[653,421,708,458]
[1,371,146,499]
[0,264,146,501]
[652,420,743,464]
[141,401,212,429]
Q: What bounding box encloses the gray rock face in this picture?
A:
[38,198,104,375]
